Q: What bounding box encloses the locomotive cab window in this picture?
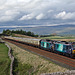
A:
[63,46,66,50]
[73,44,75,49]
[42,42,44,46]
[66,46,71,50]
[66,46,69,50]
[47,43,50,48]
[41,42,44,47]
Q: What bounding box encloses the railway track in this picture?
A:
[4,39,75,70]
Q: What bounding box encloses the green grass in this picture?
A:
[11,45,33,75]
[39,35,75,39]
[13,58,32,75]
[0,43,10,75]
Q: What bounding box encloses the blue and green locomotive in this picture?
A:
[39,39,55,51]
[40,39,75,57]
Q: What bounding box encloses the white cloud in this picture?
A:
[36,13,44,20]
[0,16,13,22]
[5,10,20,16]
[55,11,75,20]
[19,13,35,20]
[0,0,6,5]
[17,0,31,3]
[0,10,20,22]
[0,0,75,24]
[48,10,53,13]
[55,11,66,19]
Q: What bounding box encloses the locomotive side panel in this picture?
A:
[39,39,53,51]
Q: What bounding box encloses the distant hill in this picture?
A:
[0,24,75,35]
[15,24,75,35]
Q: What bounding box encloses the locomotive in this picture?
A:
[4,36,75,58]
[40,39,75,57]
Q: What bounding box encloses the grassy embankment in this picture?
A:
[7,42,68,75]
[0,43,10,75]
[12,33,36,39]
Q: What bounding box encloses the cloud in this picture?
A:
[19,13,35,20]
[36,13,44,20]
[0,16,13,22]
[19,13,45,20]
[0,0,75,24]
[0,10,20,22]
[5,10,20,16]
[55,11,75,20]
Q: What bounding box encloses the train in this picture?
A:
[4,36,75,58]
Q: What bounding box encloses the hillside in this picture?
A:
[1,24,75,35]
[14,24,75,35]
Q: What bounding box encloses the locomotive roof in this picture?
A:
[54,42,71,46]
[72,42,75,44]
[40,39,53,42]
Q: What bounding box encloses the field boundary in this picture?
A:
[5,43,14,75]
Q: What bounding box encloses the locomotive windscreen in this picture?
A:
[72,44,75,49]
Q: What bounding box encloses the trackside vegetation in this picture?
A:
[13,58,32,75]
[0,43,10,75]
[7,42,68,75]
[2,29,38,37]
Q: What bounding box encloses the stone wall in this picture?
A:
[5,43,14,75]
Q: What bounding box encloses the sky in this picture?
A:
[0,0,75,27]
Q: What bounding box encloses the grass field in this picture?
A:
[40,35,75,39]
[39,36,75,42]
[0,43,10,75]
[7,42,68,75]
[12,33,36,39]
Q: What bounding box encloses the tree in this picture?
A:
[2,29,38,37]
[2,29,11,35]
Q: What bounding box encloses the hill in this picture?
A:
[18,24,75,35]
[1,24,75,35]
